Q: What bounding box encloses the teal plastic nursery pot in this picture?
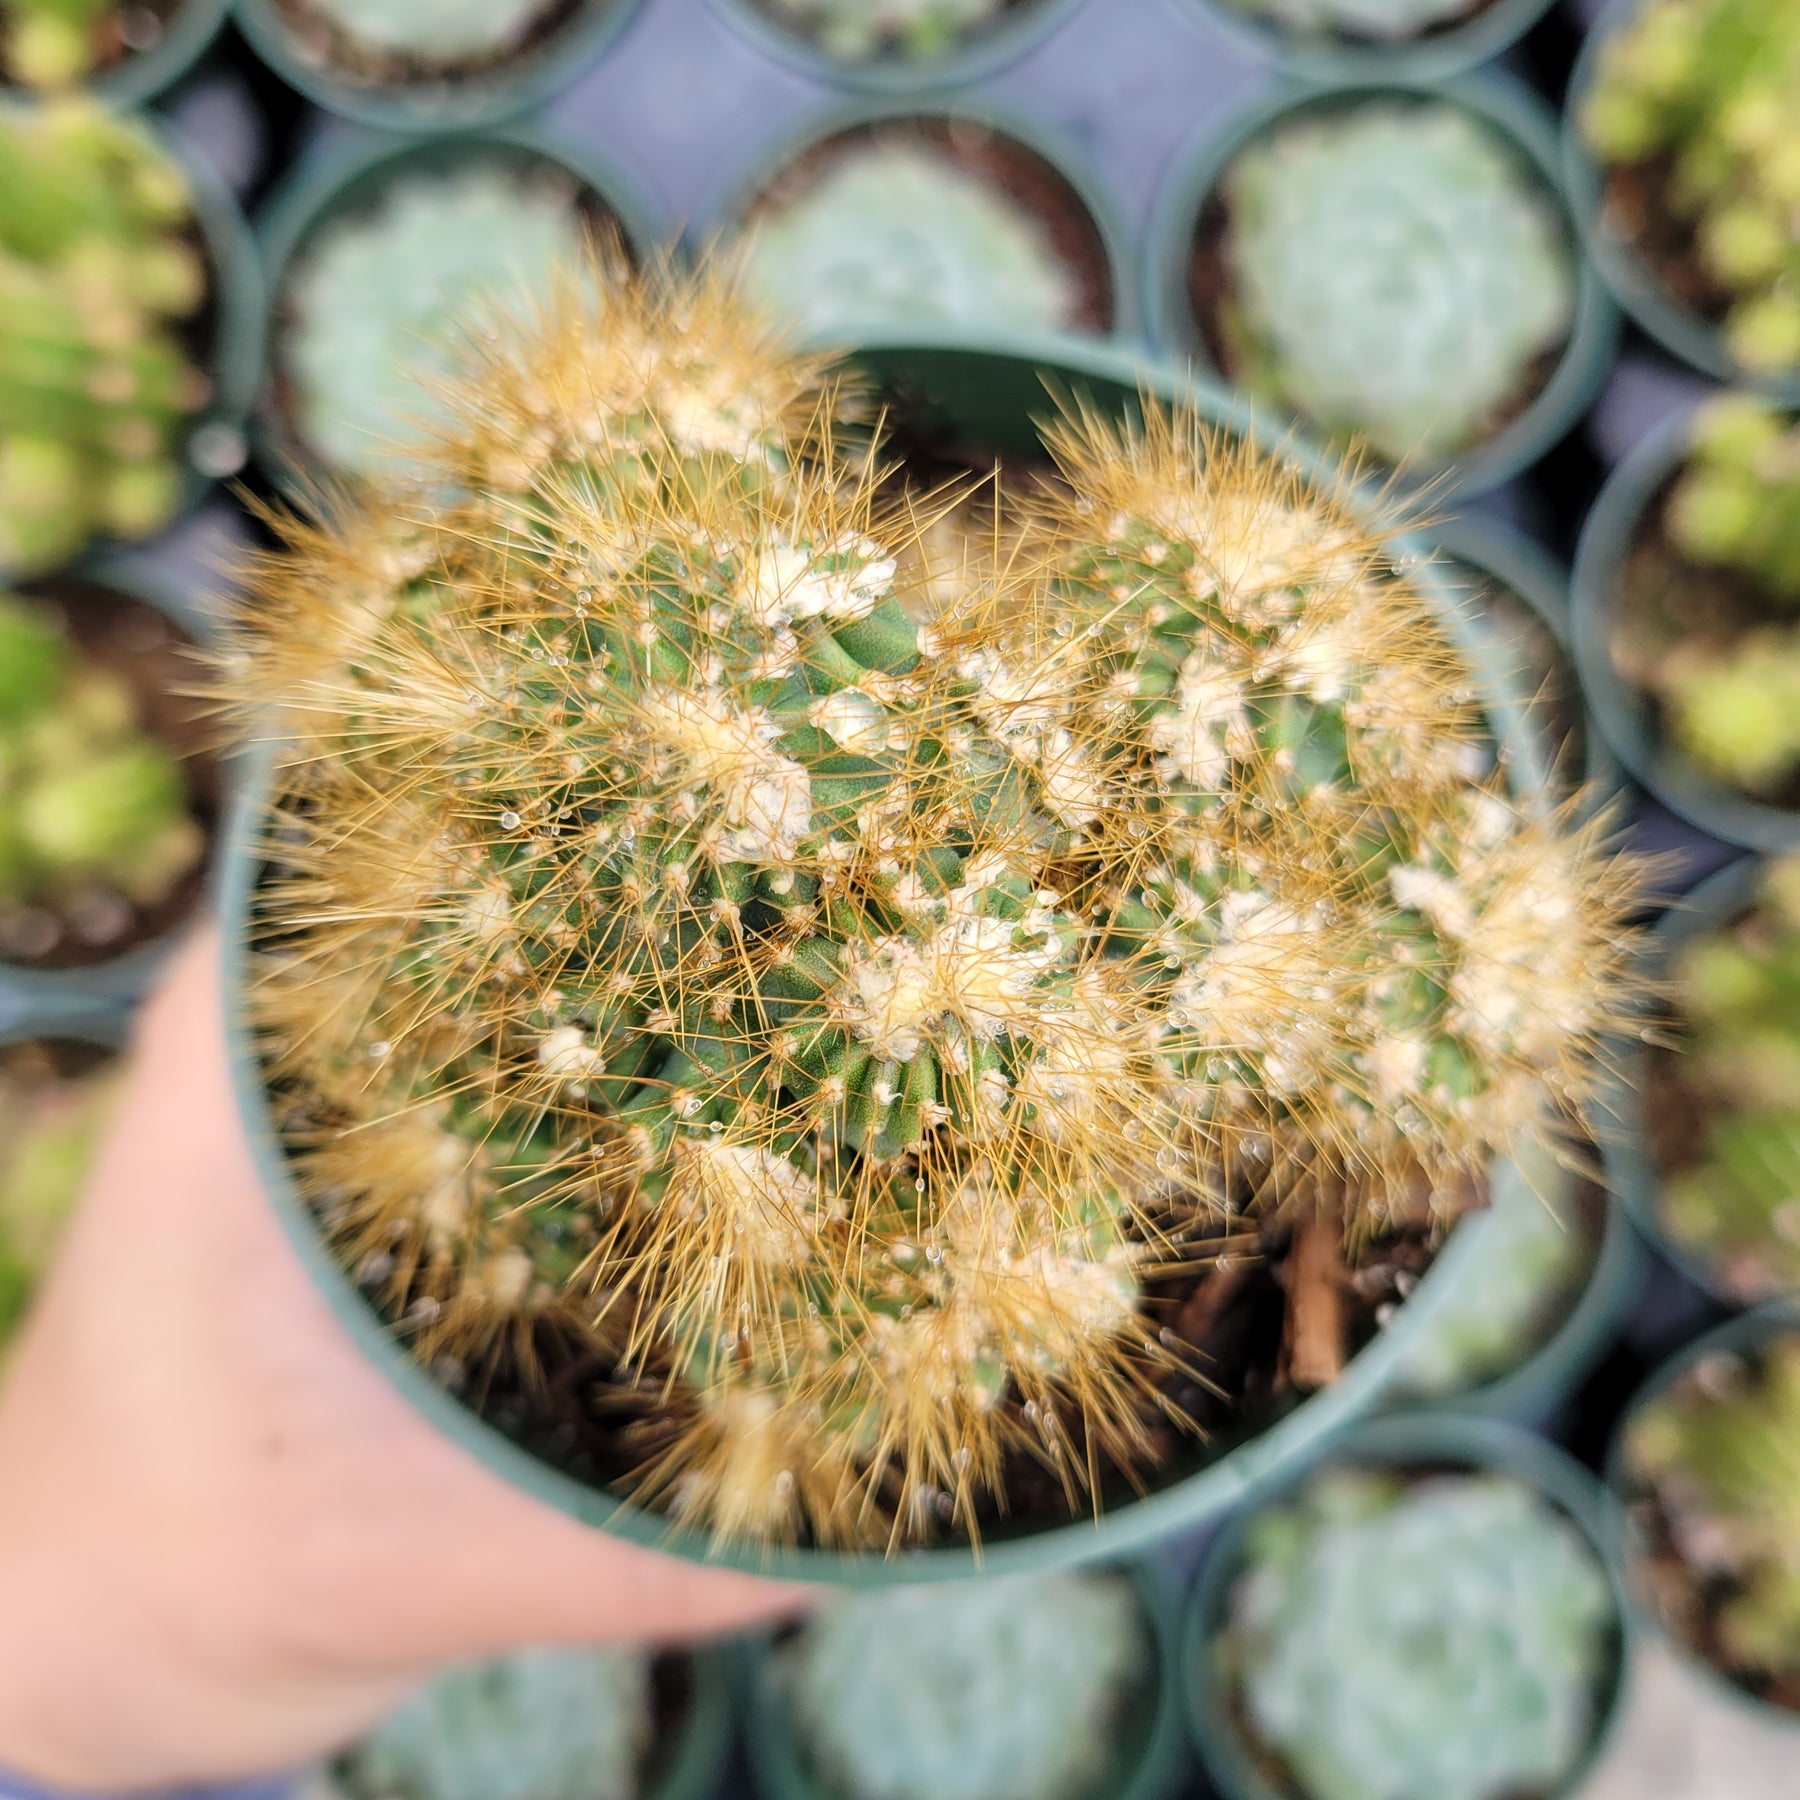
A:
[1570,406,1800,854]
[232,0,646,135]
[1181,1411,1633,1800]
[1189,0,1557,84]
[708,0,1086,94]
[221,334,1574,1584]
[252,125,662,497]
[740,1560,1188,1800]
[0,553,226,1019]
[1562,0,1800,408]
[1605,1302,1800,1736]
[0,0,234,107]
[1145,71,1619,500]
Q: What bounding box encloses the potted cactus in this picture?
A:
[1192,0,1557,82]
[1183,1414,1628,1800]
[719,108,1125,343]
[1572,395,1800,850]
[319,1643,731,1800]
[744,1565,1182,1800]
[1568,0,1800,399]
[256,130,654,490]
[1611,1305,1800,1724]
[232,0,643,134]
[0,0,231,99]
[218,268,1647,1577]
[711,0,1081,91]
[0,567,218,1000]
[1149,74,1615,497]
[0,96,261,581]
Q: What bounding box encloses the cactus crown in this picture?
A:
[1228,1468,1615,1800]
[230,262,1645,1552]
[1222,99,1577,465]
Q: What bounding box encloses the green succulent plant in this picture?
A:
[0,98,210,577]
[305,0,557,65]
[1625,1332,1800,1681]
[1224,0,1488,43]
[338,1646,653,1800]
[735,140,1083,342]
[282,162,596,480]
[758,0,1014,62]
[1226,1467,1615,1800]
[1,0,117,87]
[1666,398,1800,603]
[1221,99,1577,465]
[1582,0,1800,379]
[779,1570,1147,1800]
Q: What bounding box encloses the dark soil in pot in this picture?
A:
[1599,155,1735,335]
[0,580,218,971]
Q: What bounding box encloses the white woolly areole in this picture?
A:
[1149,652,1247,788]
[537,1024,607,1080]
[807,687,888,755]
[737,539,895,629]
[674,1139,817,1266]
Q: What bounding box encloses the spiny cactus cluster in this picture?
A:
[1221,99,1577,466]
[1661,858,1800,1298]
[780,1570,1147,1800]
[759,0,1015,63]
[303,0,554,64]
[1226,1468,1615,1800]
[0,98,210,578]
[0,590,204,962]
[1626,1333,1800,1683]
[1582,0,1800,377]
[1224,0,1487,44]
[229,262,1645,1552]
[282,162,597,480]
[735,140,1083,340]
[337,1646,653,1800]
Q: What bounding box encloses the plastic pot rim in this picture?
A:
[231,0,647,135]
[1561,0,1800,408]
[1180,1409,1635,1800]
[1142,68,1621,500]
[697,95,1139,344]
[220,331,1562,1584]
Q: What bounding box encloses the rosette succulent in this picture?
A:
[226,261,1645,1553]
[1220,99,1577,465]
[758,0,1016,62]
[1225,1467,1616,1800]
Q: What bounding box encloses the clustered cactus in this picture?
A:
[229,263,1645,1551]
[1582,0,1800,378]
[1625,1332,1800,1684]
[735,140,1082,340]
[0,590,204,962]
[780,1570,1146,1800]
[759,0,1015,63]
[282,162,597,481]
[1660,858,1800,1298]
[1221,99,1577,466]
[301,0,556,66]
[1224,0,1489,44]
[337,1646,652,1800]
[0,98,210,578]
[1225,1468,1616,1800]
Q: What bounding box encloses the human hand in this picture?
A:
[0,922,809,1791]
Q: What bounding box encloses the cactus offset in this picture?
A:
[229,262,1646,1552]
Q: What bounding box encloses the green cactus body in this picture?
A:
[1221,100,1576,465]
[760,0,1013,62]
[304,0,554,63]
[283,165,595,480]
[735,141,1082,340]
[1626,1334,1800,1682]
[1582,0,1800,379]
[1225,0,1481,43]
[781,1570,1147,1800]
[1228,1468,1614,1800]
[338,1646,653,1800]
[0,100,209,575]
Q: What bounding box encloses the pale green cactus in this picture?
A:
[306,0,556,64]
[1667,398,1800,605]
[759,0,1013,62]
[1582,0,1800,379]
[734,141,1084,341]
[1225,0,1486,43]
[1227,1468,1615,1800]
[282,163,594,480]
[338,1646,653,1800]
[1222,100,1577,465]
[780,1570,1148,1800]
[1,0,115,87]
